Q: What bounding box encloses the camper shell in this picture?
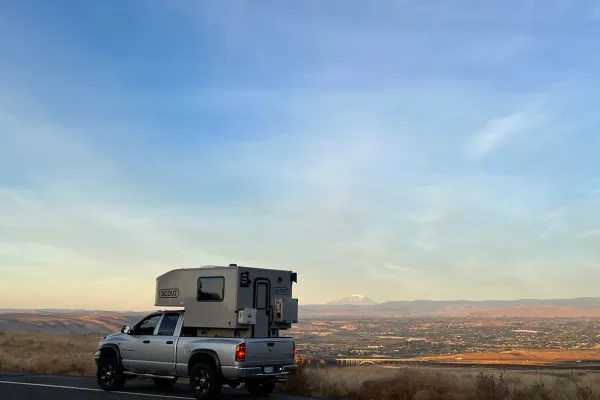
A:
[155,264,298,338]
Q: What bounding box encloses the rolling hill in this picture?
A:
[0,311,145,335]
[3,297,600,335]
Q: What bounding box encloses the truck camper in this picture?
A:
[155,263,299,338]
[95,263,299,399]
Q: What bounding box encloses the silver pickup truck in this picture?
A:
[94,309,297,399]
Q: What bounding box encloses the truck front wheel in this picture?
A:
[96,357,126,391]
[244,379,276,397]
[189,361,222,400]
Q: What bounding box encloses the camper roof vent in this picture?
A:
[229,263,237,267]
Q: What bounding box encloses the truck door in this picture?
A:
[148,312,182,375]
[254,278,271,337]
[120,313,161,372]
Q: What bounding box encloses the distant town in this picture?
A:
[290,317,600,366]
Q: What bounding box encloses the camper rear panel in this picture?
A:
[236,267,296,337]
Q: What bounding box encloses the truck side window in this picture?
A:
[197,276,224,302]
[156,313,180,336]
[131,314,161,336]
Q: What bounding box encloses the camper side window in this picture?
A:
[197,276,224,302]
[256,282,269,310]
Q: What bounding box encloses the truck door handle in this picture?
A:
[143,340,150,344]
[166,341,173,344]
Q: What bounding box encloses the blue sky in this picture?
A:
[1,0,600,310]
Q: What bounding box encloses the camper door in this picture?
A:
[253,278,271,337]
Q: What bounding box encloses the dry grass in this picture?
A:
[280,360,600,399]
[426,349,600,365]
[4,331,600,399]
[0,330,100,376]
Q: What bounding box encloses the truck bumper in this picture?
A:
[226,364,298,379]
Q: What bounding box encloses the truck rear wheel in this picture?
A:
[96,357,126,391]
[244,379,276,397]
[189,361,222,400]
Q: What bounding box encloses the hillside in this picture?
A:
[0,312,143,335]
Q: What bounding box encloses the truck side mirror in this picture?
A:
[121,325,131,334]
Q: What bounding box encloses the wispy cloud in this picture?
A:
[466,101,548,160]
[578,229,600,239]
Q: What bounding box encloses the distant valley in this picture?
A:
[301,296,600,318]
[3,297,600,335]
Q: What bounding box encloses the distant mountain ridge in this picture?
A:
[301,297,600,318]
[327,294,377,306]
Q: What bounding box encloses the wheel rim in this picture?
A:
[99,363,116,387]
[193,369,210,394]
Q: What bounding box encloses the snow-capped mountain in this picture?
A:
[327,294,377,306]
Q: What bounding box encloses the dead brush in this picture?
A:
[4,332,600,399]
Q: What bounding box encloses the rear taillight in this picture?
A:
[235,343,246,362]
[293,341,296,358]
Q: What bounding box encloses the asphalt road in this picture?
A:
[0,372,313,400]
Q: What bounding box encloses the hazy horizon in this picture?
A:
[2,1,600,310]
[4,294,600,314]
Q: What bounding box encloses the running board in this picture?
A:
[124,370,287,383]
[123,372,178,379]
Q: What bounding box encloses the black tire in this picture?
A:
[189,361,222,400]
[96,357,126,391]
[244,379,276,397]
[227,379,241,388]
[153,377,178,390]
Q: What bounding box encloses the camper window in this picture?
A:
[256,281,269,310]
[197,276,224,302]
